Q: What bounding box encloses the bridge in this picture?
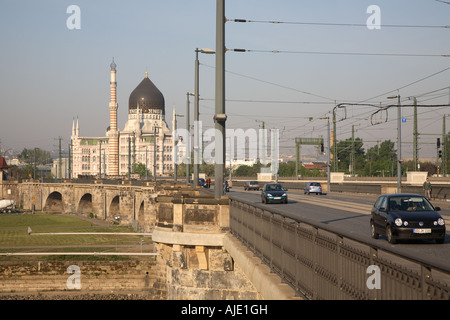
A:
[1,177,449,300]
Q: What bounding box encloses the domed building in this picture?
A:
[70,59,175,178]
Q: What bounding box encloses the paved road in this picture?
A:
[225,186,450,272]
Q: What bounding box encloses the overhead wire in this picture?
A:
[228,48,449,58]
[228,18,450,29]
[200,17,450,156]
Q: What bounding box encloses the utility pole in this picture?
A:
[58,137,62,180]
[132,132,136,174]
[214,0,226,199]
[128,136,131,179]
[327,118,331,192]
[194,49,200,188]
[295,138,300,178]
[186,92,191,184]
[33,148,36,180]
[413,97,419,170]
[396,95,402,192]
[351,125,355,176]
[68,142,72,179]
[99,140,102,178]
[153,127,157,182]
[332,107,337,172]
[145,146,148,181]
[388,94,402,193]
[443,115,447,176]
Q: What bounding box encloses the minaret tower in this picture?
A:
[108,58,119,176]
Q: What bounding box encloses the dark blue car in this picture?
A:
[261,183,288,204]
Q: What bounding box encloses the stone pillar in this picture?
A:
[152,194,260,300]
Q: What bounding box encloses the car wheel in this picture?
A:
[370,220,379,239]
[386,226,396,244]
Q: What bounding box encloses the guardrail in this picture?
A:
[229,197,450,300]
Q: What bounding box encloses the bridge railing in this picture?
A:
[229,197,450,300]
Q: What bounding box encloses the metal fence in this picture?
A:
[229,198,450,300]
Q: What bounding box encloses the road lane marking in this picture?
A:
[289,194,372,215]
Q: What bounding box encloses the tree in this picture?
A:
[133,163,151,179]
[334,138,365,174]
[364,140,396,176]
[278,161,296,177]
[18,148,52,165]
[232,161,269,177]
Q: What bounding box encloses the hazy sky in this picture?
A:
[0,0,449,160]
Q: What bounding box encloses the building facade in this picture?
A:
[71,59,174,178]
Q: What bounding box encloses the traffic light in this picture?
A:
[437,138,441,148]
[439,150,442,158]
[320,143,324,153]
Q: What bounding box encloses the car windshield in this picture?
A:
[388,196,435,212]
[309,182,321,186]
[266,184,283,191]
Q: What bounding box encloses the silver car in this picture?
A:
[244,181,260,191]
[304,182,323,195]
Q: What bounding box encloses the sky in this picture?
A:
[0,0,449,161]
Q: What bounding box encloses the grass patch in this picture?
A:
[0,213,93,229]
[0,213,152,259]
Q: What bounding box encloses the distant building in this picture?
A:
[303,161,327,171]
[71,59,174,178]
[0,157,9,181]
[52,158,69,179]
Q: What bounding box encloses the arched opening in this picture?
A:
[138,200,145,221]
[45,191,63,212]
[138,201,145,218]
[78,193,93,215]
[134,200,146,232]
[109,195,120,219]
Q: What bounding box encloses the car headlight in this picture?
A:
[282,193,287,197]
[395,218,403,227]
[267,193,272,197]
[403,221,408,226]
[438,218,445,226]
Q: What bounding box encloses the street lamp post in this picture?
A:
[194,48,215,188]
[388,94,402,193]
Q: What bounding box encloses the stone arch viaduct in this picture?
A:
[10,180,196,232]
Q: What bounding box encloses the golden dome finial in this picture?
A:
[145,71,148,78]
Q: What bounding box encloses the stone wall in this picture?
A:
[0,259,164,298]
[156,243,261,300]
